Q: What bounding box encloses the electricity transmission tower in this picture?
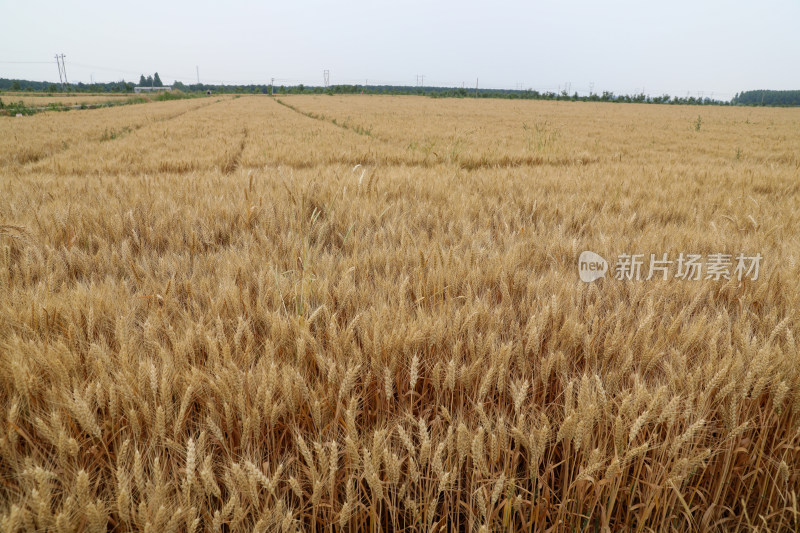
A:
[324,70,330,87]
[416,74,424,87]
[54,54,68,91]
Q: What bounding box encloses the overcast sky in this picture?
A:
[2,0,798,99]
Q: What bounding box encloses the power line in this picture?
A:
[69,62,198,84]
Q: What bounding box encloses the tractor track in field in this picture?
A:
[274,98,389,143]
[222,127,248,175]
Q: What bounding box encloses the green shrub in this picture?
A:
[155,90,195,102]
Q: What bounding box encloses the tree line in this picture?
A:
[731,90,800,106]
[138,73,164,87]
[1,77,798,106]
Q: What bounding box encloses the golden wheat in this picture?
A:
[0,94,799,531]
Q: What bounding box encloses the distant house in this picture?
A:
[133,86,172,93]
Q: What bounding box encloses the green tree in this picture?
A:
[139,75,147,86]
[11,81,21,91]
[153,72,163,87]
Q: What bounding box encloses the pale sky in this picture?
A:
[2,0,798,99]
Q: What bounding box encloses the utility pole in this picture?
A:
[55,55,64,91]
[271,78,275,96]
[62,56,69,91]
[54,54,68,92]
[475,78,479,98]
[324,70,330,88]
[196,66,200,85]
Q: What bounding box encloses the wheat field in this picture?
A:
[1,94,799,531]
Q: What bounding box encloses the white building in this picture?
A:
[133,86,172,93]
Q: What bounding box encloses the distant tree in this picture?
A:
[732,90,800,106]
[146,75,154,87]
[48,84,58,93]
[139,75,147,86]
[153,72,163,87]
[11,81,21,91]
